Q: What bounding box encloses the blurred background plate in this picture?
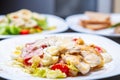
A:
[66,14,120,37]
[0,14,68,39]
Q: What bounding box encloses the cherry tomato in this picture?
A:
[20,29,30,35]
[51,63,69,76]
[23,57,32,66]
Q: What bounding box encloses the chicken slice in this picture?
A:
[61,54,82,64]
[101,53,112,63]
[44,46,60,56]
[61,54,90,74]
[67,45,81,54]
[81,51,103,67]
[75,62,90,74]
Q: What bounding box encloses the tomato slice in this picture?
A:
[41,44,47,49]
[51,63,69,76]
[20,29,30,35]
[23,57,32,66]
[23,57,41,67]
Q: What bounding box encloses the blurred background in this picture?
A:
[0,0,119,18]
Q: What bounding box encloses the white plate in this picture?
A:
[0,14,68,38]
[0,33,120,80]
[66,14,120,37]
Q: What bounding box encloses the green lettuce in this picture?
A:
[32,67,66,78]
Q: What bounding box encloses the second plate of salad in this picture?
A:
[0,9,68,38]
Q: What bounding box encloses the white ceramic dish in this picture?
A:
[0,14,68,38]
[0,33,120,80]
[66,14,120,37]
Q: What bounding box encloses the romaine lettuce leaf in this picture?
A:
[32,67,66,78]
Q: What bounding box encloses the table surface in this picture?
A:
[0,29,120,80]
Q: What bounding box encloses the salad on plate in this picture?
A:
[0,9,56,35]
[12,36,112,79]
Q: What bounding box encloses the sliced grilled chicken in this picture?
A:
[67,46,81,54]
[81,51,103,67]
[101,53,112,63]
[61,54,90,74]
[75,62,90,74]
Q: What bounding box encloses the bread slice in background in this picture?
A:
[85,24,110,30]
[85,11,110,22]
[79,11,111,30]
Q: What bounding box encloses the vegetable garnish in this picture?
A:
[110,23,120,28]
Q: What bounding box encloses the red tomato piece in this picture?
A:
[23,57,32,66]
[41,45,47,49]
[39,54,44,58]
[23,57,41,67]
[95,46,103,53]
[20,29,30,35]
[37,63,41,67]
[73,38,78,41]
[51,63,69,76]
[34,26,42,30]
